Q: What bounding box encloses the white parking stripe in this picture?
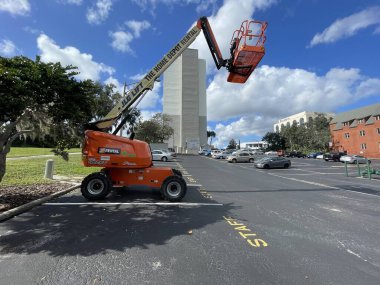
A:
[44,202,223,206]
[267,172,380,197]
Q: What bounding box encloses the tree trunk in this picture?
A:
[0,130,31,182]
[0,152,6,182]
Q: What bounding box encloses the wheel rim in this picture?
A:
[166,181,181,197]
[87,178,105,195]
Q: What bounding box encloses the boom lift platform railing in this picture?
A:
[227,20,268,83]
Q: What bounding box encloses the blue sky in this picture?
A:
[1,0,380,147]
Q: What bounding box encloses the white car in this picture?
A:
[340,155,370,164]
[214,151,229,159]
[265,151,278,156]
[316,154,324,159]
[151,150,173,162]
[211,150,223,158]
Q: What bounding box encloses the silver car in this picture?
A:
[151,150,173,162]
[226,151,254,163]
[254,157,291,169]
[340,155,370,164]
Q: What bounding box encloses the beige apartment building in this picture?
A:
[274,111,335,132]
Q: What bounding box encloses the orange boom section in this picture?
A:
[227,20,267,83]
[82,130,152,169]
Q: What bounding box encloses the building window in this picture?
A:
[343,122,349,126]
[358,118,364,124]
[359,130,365,136]
[276,125,279,132]
[377,128,380,134]
[300,118,305,125]
[344,133,350,139]
[375,115,380,120]
[360,143,367,150]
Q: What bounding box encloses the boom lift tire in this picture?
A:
[81,172,112,200]
[161,175,187,202]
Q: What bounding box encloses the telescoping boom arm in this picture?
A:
[88,17,266,131]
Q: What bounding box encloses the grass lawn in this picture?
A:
[1,153,101,186]
[7,147,81,158]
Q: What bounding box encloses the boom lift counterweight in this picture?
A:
[81,17,267,201]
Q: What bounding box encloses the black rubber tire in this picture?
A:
[81,172,112,200]
[232,159,237,163]
[352,160,357,164]
[161,156,168,162]
[368,160,371,164]
[264,164,269,169]
[284,163,289,169]
[161,175,187,202]
[249,158,254,163]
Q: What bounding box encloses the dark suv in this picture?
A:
[323,152,346,162]
[287,151,306,158]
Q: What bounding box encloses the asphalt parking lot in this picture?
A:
[0,155,379,284]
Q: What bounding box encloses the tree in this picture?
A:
[226,139,237,149]
[262,132,286,151]
[0,56,100,182]
[135,113,174,143]
[207,130,216,145]
[279,114,332,152]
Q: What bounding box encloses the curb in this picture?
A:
[0,184,80,223]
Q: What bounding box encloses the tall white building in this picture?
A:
[163,48,207,153]
[273,111,335,132]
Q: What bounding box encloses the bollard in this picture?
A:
[367,160,371,180]
[44,159,54,179]
[356,160,360,177]
[344,161,348,177]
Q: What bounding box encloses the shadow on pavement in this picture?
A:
[0,188,238,257]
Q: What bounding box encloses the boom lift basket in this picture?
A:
[227,20,267,83]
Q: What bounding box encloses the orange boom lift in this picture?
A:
[81,17,267,201]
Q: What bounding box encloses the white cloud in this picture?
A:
[37,34,114,81]
[0,0,30,15]
[190,0,275,73]
[0,39,19,56]
[309,6,380,47]
[125,20,151,38]
[86,0,113,25]
[207,65,380,147]
[109,20,151,54]
[109,30,134,53]
[104,76,125,94]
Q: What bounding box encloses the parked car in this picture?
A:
[287,151,306,158]
[307,152,323,159]
[316,153,324,159]
[340,155,370,164]
[199,149,211,156]
[167,147,176,157]
[214,151,229,159]
[265,151,278,156]
[226,151,255,163]
[323,152,346,162]
[151,150,173,162]
[211,150,223,158]
[254,157,291,169]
